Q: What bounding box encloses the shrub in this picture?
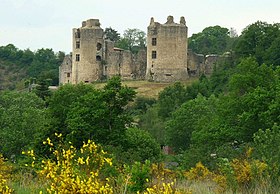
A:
[24,135,114,193]
[123,128,161,163]
[0,154,13,194]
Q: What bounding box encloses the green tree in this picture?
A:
[229,57,275,96]
[209,56,236,94]
[0,91,47,158]
[116,28,146,54]
[235,21,280,65]
[104,27,120,42]
[166,95,221,152]
[19,48,34,66]
[46,83,95,136]
[253,125,280,179]
[138,105,165,145]
[34,79,52,101]
[264,35,280,66]
[188,25,231,55]
[157,82,188,119]
[225,57,278,141]
[28,48,62,85]
[65,77,136,147]
[123,127,161,162]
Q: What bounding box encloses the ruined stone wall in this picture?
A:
[72,19,104,84]
[187,50,204,77]
[146,16,188,82]
[133,49,147,80]
[104,40,146,80]
[204,55,219,75]
[59,54,72,84]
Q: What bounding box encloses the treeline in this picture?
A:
[188,21,280,67]
[0,44,64,90]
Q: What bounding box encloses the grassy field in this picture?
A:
[93,78,198,99]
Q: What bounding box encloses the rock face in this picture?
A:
[59,17,223,85]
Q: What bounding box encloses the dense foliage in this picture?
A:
[0,91,47,159]
[0,44,64,90]
[188,25,232,55]
[115,28,146,54]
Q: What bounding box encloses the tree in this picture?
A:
[20,48,34,66]
[104,27,120,42]
[38,78,136,154]
[264,35,280,66]
[122,127,161,162]
[166,95,220,152]
[34,79,52,101]
[188,25,230,55]
[157,82,188,119]
[116,28,146,54]
[253,125,280,178]
[235,21,280,64]
[46,83,95,136]
[229,57,275,96]
[226,57,278,141]
[64,77,136,147]
[0,91,47,158]
[138,105,165,145]
[28,48,62,85]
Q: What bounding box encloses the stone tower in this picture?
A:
[72,19,104,84]
[146,16,189,82]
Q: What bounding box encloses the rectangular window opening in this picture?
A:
[67,73,70,77]
[152,51,157,59]
[152,38,157,46]
[76,41,80,49]
[76,54,80,61]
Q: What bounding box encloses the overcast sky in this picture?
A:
[0,0,279,53]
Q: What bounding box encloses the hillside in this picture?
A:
[0,44,63,90]
[93,78,198,99]
[0,60,27,90]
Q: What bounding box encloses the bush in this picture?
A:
[122,128,161,163]
[24,135,114,193]
[0,154,13,194]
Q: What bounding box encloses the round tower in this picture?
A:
[72,19,104,84]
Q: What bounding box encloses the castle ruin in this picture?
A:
[59,16,220,84]
[146,16,189,82]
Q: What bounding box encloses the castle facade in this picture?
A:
[59,16,219,84]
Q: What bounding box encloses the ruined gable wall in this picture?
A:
[187,50,204,77]
[133,49,147,80]
[105,40,146,80]
[204,55,219,75]
[59,54,72,84]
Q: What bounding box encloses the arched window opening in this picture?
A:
[96,55,102,61]
[97,43,102,51]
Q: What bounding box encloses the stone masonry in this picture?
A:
[59,17,222,85]
[146,16,189,82]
